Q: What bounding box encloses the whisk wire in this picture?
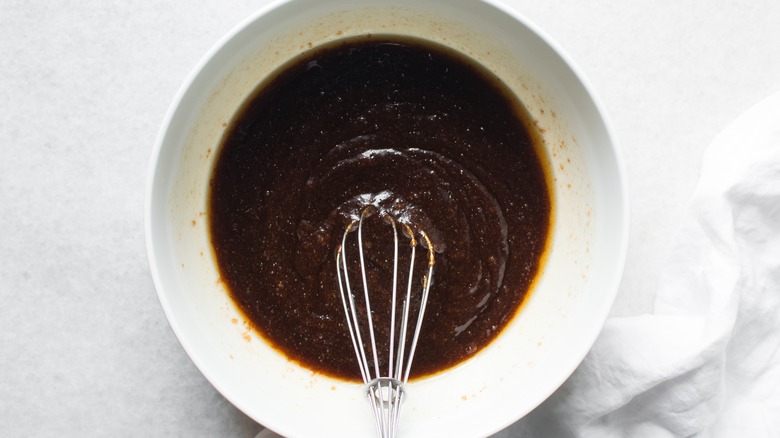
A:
[336,221,370,383]
[394,227,416,382]
[403,231,435,383]
[388,217,399,381]
[356,209,382,380]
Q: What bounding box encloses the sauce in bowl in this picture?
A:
[209,35,551,380]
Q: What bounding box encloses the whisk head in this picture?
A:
[335,207,436,438]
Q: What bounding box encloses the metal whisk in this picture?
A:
[335,208,435,438]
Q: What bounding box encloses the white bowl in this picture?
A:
[146,0,628,436]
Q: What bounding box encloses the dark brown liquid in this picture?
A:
[209,36,551,380]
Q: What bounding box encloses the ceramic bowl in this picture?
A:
[146,0,628,436]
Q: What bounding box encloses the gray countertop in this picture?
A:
[2,1,779,436]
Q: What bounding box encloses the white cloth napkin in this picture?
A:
[257,92,780,437]
[500,90,780,438]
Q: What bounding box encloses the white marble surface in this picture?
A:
[1,1,778,436]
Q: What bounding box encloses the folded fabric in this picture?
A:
[499,90,780,438]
